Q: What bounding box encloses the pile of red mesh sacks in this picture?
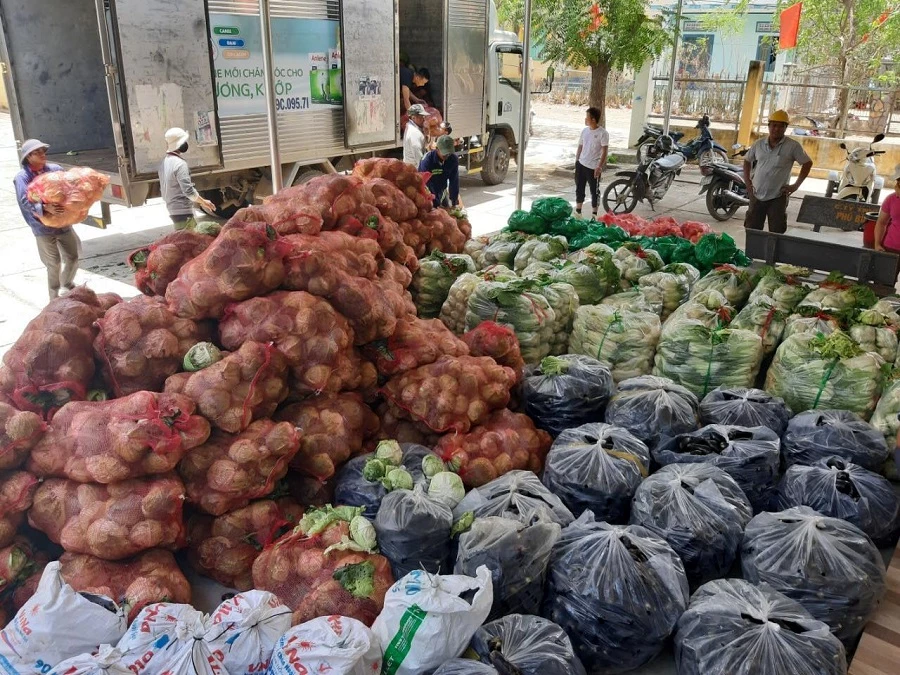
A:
[599,213,713,242]
[26,167,109,228]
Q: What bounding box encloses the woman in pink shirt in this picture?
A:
[874,165,900,253]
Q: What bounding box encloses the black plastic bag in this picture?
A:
[674,578,847,675]
[433,661,498,675]
[453,470,574,526]
[652,424,781,512]
[375,485,453,578]
[782,410,889,471]
[604,375,700,447]
[776,457,900,546]
[542,512,689,675]
[455,517,560,620]
[700,387,793,435]
[741,506,886,646]
[542,423,650,523]
[522,355,614,437]
[630,463,752,588]
[469,614,586,675]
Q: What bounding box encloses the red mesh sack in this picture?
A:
[165,341,289,433]
[436,409,552,487]
[27,391,211,483]
[420,208,467,255]
[0,471,39,548]
[334,207,418,271]
[352,158,434,213]
[364,316,469,378]
[369,402,440,449]
[252,507,394,626]
[28,474,186,560]
[0,537,40,601]
[25,167,109,228]
[257,174,368,235]
[0,287,102,418]
[681,220,713,243]
[380,355,517,434]
[325,274,415,345]
[450,208,472,240]
[281,231,383,296]
[462,321,526,385]
[0,402,45,470]
[379,259,414,290]
[94,296,212,397]
[96,293,124,314]
[275,393,379,481]
[58,549,191,622]
[129,231,215,297]
[179,420,301,516]
[165,221,291,319]
[399,107,445,139]
[284,473,335,508]
[219,292,375,397]
[365,177,418,222]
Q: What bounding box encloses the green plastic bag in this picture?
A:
[550,216,588,241]
[531,197,572,225]
[507,209,547,235]
[670,239,700,268]
[695,233,740,272]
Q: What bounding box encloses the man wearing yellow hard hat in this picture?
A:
[743,109,813,233]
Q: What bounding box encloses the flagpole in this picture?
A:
[662,0,684,139]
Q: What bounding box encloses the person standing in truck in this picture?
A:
[403,105,430,167]
[574,107,609,218]
[419,135,461,209]
[159,127,216,230]
[14,139,79,301]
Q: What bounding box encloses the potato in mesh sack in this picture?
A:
[461,321,526,385]
[741,506,886,646]
[522,356,614,437]
[179,419,300,516]
[166,221,292,319]
[364,316,469,378]
[467,614,587,675]
[325,273,415,345]
[0,471,39,548]
[674,578,847,675]
[420,207,468,255]
[375,486,452,579]
[219,291,376,396]
[568,305,661,383]
[379,258,414,289]
[542,512,689,675]
[352,157,434,212]
[252,505,394,626]
[281,231,383,296]
[365,176,419,222]
[0,402,44,470]
[604,375,700,447]
[782,409,889,471]
[165,341,289,433]
[128,230,215,297]
[413,251,477,318]
[28,474,186,560]
[27,391,211,483]
[26,167,109,228]
[453,470,574,527]
[699,387,793,435]
[275,393,378,481]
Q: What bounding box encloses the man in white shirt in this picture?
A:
[575,107,609,218]
[402,104,430,166]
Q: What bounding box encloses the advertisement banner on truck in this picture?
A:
[209,13,343,117]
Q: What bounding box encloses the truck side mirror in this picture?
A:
[532,66,554,95]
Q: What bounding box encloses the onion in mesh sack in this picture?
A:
[129,230,215,297]
[522,356,614,437]
[0,402,44,471]
[324,273,416,345]
[699,387,793,435]
[280,230,383,296]
[364,316,469,378]
[0,471,39,548]
[352,157,434,212]
[782,409,889,471]
[452,470,574,526]
[604,375,700,447]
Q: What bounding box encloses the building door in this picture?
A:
[756,36,778,72]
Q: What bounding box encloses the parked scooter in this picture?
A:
[634,115,728,165]
[603,135,686,214]
[826,133,886,203]
[792,116,829,137]
[699,144,750,221]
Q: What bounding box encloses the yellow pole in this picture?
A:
[738,60,764,147]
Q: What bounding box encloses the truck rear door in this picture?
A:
[446,0,488,138]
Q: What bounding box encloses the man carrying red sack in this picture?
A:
[14,139,80,301]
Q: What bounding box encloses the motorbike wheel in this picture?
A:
[705,181,740,222]
[603,178,639,214]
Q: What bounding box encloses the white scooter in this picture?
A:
[826,133,886,203]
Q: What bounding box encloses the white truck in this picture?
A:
[0,0,543,221]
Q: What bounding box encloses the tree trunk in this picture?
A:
[589,60,611,127]
[834,0,856,138]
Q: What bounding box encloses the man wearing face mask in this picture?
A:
[159,127,216,230]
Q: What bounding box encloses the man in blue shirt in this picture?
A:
[14,139,80,301]
[419,135,460,209]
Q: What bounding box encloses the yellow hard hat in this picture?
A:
[768,110,790,124]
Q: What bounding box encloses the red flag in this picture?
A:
[779,2,803,49]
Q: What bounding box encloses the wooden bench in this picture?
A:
[797,195,878,233]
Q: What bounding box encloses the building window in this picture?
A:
[680,35,714,76]
[756,35,777,72]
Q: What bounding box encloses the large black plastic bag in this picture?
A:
[522,355,615,437]
[455,517,560,619]
[652,424,781,512]
[433,661,498,675]
[375,485,453,578]
[782,410,889,471]
[542,512,689,675]
[674,578,847,675]
[741,506,886,646]
[453,470,575,526]
[604,375,700,447]
[469,614,587,675]
[776,457,900,546]
[700,387,793,435]
[630,463,752,588]
[542,423,650,523]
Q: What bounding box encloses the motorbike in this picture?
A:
[792,116,829,137]
[826,133,886,203]
[603,135,686,214]
[634,115,728,165]
[699,143,750,221]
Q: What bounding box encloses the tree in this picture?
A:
[497,0,670,127]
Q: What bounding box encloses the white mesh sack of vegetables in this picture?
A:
[775,457,900,546]
[849,305,900,362]
[728,294,788,357]
[467,614,587,675]
[700,387,793,435]
[611,242,664,286]
[651,424,781,512]
[604,375,700,447]
[413,251,477,318]
[441,273,483,335]
[542,423,650,524]
[452,470,575,527]
[674,578,847,675]
[375,485,453,579]
[782,409,889,471]
[455,516,561,620]
[782,311,842,341]
[871,375,900,447]
[541,512,689,675]
[550,257,621,305]
[568,241,615,263]
[568,305,661,383]
[688,264,753,309]
[796,274,877,315]
[482,231,531,268]
[526,278,578,356]
[465,236,490,270]
[766,331,886,420]
[748,265,812,312]
[522,355,615,437]
[600,287,664,316]
[740,506,886,646]
[630,463,753,588]
[637,262,700,319]
[513,234,568,272]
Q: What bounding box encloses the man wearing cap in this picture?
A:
[743,109,813,233]
[159,127,215,230]
[419,135,461,209]
[403,104,430,167]
[14,139,79,300]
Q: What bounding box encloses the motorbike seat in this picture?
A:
[655,153,686,171]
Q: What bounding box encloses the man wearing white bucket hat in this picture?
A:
[158,127,216,230]
[874,164,900,254]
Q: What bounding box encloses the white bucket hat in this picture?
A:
[19,138,49,164]
[165,127,190,153]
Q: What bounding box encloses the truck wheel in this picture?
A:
[825,180,836,199]
[294,169,325,186]
[481,135,510,185]
[200,188,246,220]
